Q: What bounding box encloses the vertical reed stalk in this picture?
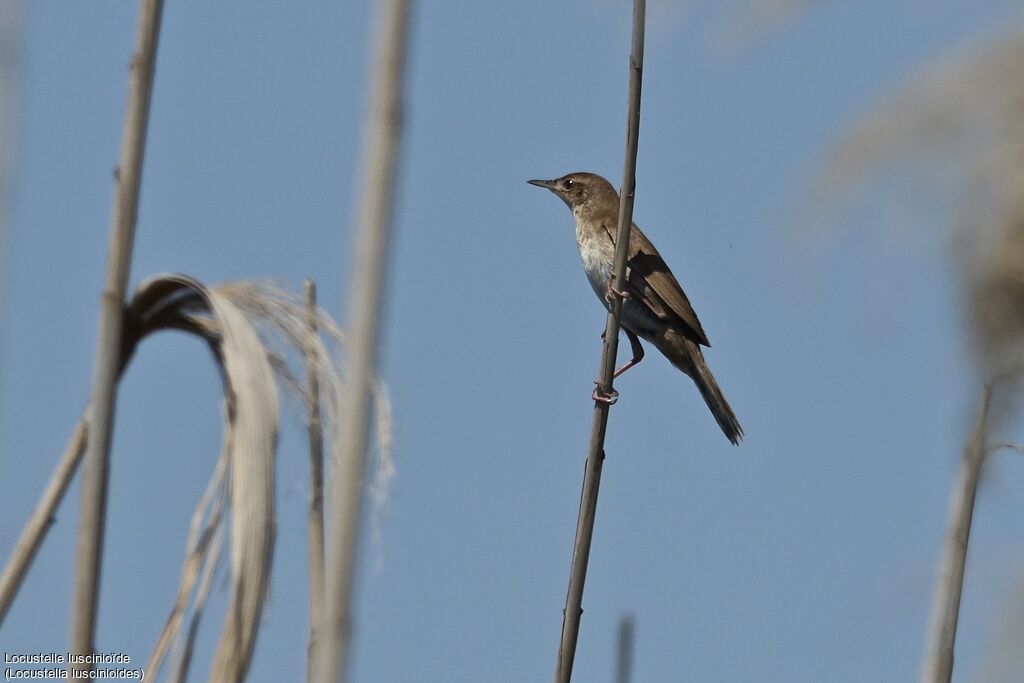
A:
[554,2,646,681]
[615,615,635,683]
[920,385,993,683]
[69,0,163,673]
[0,1,20,370]
[315,1,412,681]
[305,279,327,682]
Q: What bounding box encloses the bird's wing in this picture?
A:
[604,222,710,346]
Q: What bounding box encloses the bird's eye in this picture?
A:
[563,179,575,190]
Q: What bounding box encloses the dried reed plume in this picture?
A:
[0,275,393,683]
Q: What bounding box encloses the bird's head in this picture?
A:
[527,172,619,220]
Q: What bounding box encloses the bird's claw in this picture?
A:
[604,276,629,304]
[592,381,619,405]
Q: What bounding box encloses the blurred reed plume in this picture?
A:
[722,2,1024,388]
[807,25,1024,683]
[815,29,1024,387]
[959,95,1024,389]
[813,26,1024,401]
[718,0,818,51]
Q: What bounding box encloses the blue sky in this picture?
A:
[3,1,1024,681]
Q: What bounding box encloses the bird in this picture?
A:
[527,171,743,444]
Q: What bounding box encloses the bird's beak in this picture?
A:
[527,178,557,191]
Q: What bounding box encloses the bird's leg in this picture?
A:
[613,329,645,379]
[591,330,644,404]
[604,273,630,303]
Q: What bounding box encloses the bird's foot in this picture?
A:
[592,381,619,405]
[604,276,629,304]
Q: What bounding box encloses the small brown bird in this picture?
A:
[528,172,742,444]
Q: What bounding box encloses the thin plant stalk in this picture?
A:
[0,2,21,378]
[70,0,163,671]
[616,615,635,683]
[145,454,226,679]
[920,384,993,683]
[305,279,326,683]
[315,1,412,681]
[554,2,646,681]
[0,418,87,623]
[171,522,224,683]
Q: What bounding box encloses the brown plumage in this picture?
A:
[528,172,743,444]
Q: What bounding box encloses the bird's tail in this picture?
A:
[655,329,743,445]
